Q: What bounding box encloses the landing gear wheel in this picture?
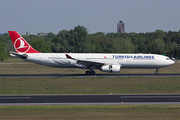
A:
[86,71,90,75]
[91,71,95,75]
[86,71,96,75]
[155,71,159,74]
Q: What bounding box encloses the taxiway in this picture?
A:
[0,94,179,106]
[1,73,180,78]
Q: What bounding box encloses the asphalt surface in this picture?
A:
[1,73,180,78]
[0,95,179,106]
[1,102,180,106]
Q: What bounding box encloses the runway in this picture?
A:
[0,94,180,106]
[1,73,180,78]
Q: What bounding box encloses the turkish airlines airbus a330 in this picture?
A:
[8,31,174,74]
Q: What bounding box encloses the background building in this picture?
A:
[26,31,30,36]
[37,32,48,36]
[117,21,125,33]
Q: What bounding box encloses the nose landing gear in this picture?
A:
[155,68,159,74]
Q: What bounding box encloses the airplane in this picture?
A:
[8,31,174,74]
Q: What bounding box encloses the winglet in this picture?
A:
[65,54,73,59]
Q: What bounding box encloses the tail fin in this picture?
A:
[8,31,41,53]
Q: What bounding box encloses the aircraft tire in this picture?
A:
[155,71,159,74]
[86,71,90,75]
[91,71,95,75]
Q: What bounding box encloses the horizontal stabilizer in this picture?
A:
[10,52,28,59]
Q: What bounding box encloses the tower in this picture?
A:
[117,21,125,33]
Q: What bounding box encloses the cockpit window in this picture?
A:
[166,58,170,60]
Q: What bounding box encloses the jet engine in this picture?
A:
[101,64,121,73]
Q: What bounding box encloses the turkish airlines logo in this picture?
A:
[14,37,30,53]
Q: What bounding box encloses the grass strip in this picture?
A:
[0,105,180,120]
[0,77,180,95]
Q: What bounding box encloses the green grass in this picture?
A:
[0,105,180,120]
[0,77,180,95]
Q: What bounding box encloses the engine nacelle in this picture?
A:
[101,64,121,73]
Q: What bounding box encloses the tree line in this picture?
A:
[0,25,180,61]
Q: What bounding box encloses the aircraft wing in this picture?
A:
[65,54,106,68]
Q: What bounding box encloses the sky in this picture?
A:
[0,0,180,35]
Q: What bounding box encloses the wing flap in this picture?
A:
[77,59,106,66]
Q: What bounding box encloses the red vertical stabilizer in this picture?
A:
[8,31,41,53]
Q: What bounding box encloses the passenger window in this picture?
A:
[166,58,170,60]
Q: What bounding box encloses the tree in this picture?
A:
[29,39,51,53]
[51,30,70,52]
[3,33,9,36]
[0,40,8,61]
[166,41,178,57]
[152,30,165,39]
[148,38,166,54]
[47,32,55,38]
[112,37,135,53]
[73,25,88,52]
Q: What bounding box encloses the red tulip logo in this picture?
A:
[14,37,30,53]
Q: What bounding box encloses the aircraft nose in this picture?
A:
[170,60,175,65]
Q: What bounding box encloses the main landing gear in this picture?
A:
[86,70,96,75]
[86,66,96,75]
[155,68,159,74]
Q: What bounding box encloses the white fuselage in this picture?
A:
[24,53,174,69]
